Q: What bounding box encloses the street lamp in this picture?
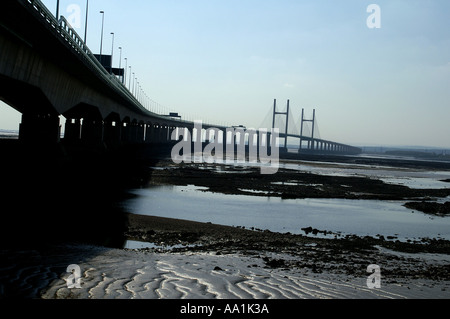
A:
[110,32,115,73]
[135,77,138,96]
[128,66,132,89]
[56,0,60,20]
[99,11,105,65]
[84,0,89,44]
[124,57,128,85]
[118,47,122,69]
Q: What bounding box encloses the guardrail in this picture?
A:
[26,0,148,112]
[24,0,194,125]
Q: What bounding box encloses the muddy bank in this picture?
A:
[146,160,450,201]
[125,214,450,282]
[404,202,450,217]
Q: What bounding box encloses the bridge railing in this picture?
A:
[27,0,59,30]
[22,0,228,128]
[56,16,140,110]
[58,17,88,54]
[24,0,179,123]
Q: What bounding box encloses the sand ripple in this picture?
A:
[15,245,444,300]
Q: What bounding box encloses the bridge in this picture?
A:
[0,0,361,159]
[266,99,362,155]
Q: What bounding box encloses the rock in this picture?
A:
[263,257,287,269]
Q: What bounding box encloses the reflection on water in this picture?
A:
[121,183,450,242]
[124,240,199,250]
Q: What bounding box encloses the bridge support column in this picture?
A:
[253,131,261,159]
[103,120,121,148]
[157,125,166,142]
[121,122,131,144]
[168,126,175,144]
[129,122,138,143]
[152,125,159,143]
[280,138,288,154]
[145,124,154,143]
[81,119,103,145]
[144,124,152,143]
[187,127,193,148]
[137,123,145,143]
[64,118,81,142]
[219,129,226,159]
[19,113,60,144]
[267,132,272,154]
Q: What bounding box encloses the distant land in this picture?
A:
[287,142,450,162]
[358,146,450,162]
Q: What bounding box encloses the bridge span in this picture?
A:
[0,0,361,157]
[0,0,198,147]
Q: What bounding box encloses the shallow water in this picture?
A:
[279,161,450,189]
[121,183,450,242]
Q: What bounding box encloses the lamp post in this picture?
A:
[128,66,132,89]
[84,0,89,44]
[118,46,122,80]
[56,0,60,20]
[135,77,138,96]
[110,32,115,73]
[99,11,105,65]
[124,57,127,85]
[118,47,122,69]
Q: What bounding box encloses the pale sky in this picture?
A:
[1,0,449,148]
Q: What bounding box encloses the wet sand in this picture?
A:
[4,212,447,300]
[125,213,450,283]
[1,151,450,300]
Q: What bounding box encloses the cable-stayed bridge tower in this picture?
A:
[299,108,316,150]
[267,99,361,156]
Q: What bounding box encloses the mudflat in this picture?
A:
[124,158,450,283]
